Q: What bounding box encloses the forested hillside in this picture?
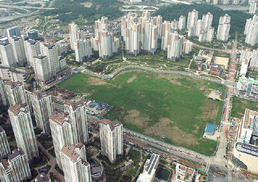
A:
[152,4,252,37]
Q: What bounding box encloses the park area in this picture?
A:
[59,70,225,156]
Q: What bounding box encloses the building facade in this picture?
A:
[0,42,16,67]
[217,14,231,42]
[4,81,28,106]
[33,55,51,82]
[0,126,10,159]
[8,36,27,66]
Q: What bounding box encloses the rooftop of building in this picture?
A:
[4,81,22,89]
[0,126,4,132]
[34,55,47,59]
[8,104,28,116]
[8,148,25,161]
[204,123,217,134]
[61,143,88,163]
[243,109,258,129]
[100,119,121,131]
[50,112,71,126]
[35,173,50,182]
[64,100,84,111]
[31,91,49,100]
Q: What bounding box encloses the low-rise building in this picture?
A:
[237,77,258,98]
[34,173,51,182]
[173,163,195,182]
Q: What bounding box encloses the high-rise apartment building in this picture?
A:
[0,148,31,182]
[245,15,258,46]
[167,31,183,61]
[183,40,193,54]
[24,39,41,66]
[249,1,257,14]
[8,104,39,161]
[217,14,231,42]
[124,23,142,56]
[29,92,53,134]
[99,119,123,163]
[187,9,198,29]
[0,79,8,106]
[64,100,88,144]
[4,81,27,106]
[8,36,27,66]
[40,43,60,77]
[6,26,21,38]
[49,112,74,168]
[69,22,78,51]
[75,39,92,62]
[178,15,186,30]
[0,126,11,159]
[0,42,16,67]
[161,21,171,51]
[0,65,28,84]
[33,55,51,82]
[60,143,92,182]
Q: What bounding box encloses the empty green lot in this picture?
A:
[59,70,225,156]
[232,97,258,119]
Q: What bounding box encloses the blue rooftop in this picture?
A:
[204,124,217,134]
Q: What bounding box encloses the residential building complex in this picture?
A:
[0,126,11,159]
[0,65,28,84]
[24,39,41,67]
[0,79,8,106]
[8,104,39,161]
[64,100,88,144]
[29,92,53,134]
[245,15,258,46]
[0,148,31,182]
[69,22,78,51]
[33,55,51,82]
[137,153,160,182]
[249,1,257,14]
[6,26,21,38]
[4,81,28,106]
[75,39,92,62]
[217,14,231,42]
[99,119,123,163]
[49,112,74,168]
[167,31,183,61]
[0,41,16,67]
[8,36,27,66]
[60,143,92,182]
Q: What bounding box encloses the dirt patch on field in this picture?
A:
[143,118,198,146]
[124,109,149,129]
[117,84,122,88]
[80,2,92,7]
[193,124,199,134]
[127,74,137,83]
[196,100,219,122]
[155,74,183,86]
[88,77,107,85]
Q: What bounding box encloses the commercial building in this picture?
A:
[29,92,53,134]
[8,104,39,161]
[64,100,88,144]
[0,148,31,182]
[217,14,231,42]
[167,31,183,61]
[136,153,160,182]
[69,22,78,51]
[60,143,92,182]
[237,77,258,98]
[6,26,21,38]
[4,81,28,106]
[8,36,27,66]
[0,65,28,84]
[0,126,10,159]
[100,119,123,163]
[0,42,16,67]
[24,39,41,67]
[49,112,74,168]
[40,43,60,77]
[174,163,195,182]
[33,55,51,82]
[75,39,92,62]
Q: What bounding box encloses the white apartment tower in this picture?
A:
[69,22,78,51]
[161,21,171,51]
[100,119,123,163]
[0,79,8,106]
[249,1,257,14]
[33,55,51,82]
[0,126,11,159]
[245,15,258,46]
[98,30,119,59]
[183,40,193,54]
[24,39,41,67]
[153,15,163,40]
[187,9,198,29]
[0,42,16,67]
[4,81,27,106]
[49,112,74,168]
[30,92,53,134]
[64,100,88,144]
[41,43,60,76]
[178,15,186,30]
[60,143,92,182]
[75,39,92,62]
[124,23,142,56]
[217,14,231,42]
[8,36,27,66]
[0,148,31,182]
[167,31,183,61]
[8,104,39,161]
[142,20,158,54]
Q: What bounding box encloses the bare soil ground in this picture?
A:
[127,74,137,83]
[143,118,198,146]
[88,77,108,85]
[124,109,149,129]
[80,2,92,7]
[196,100,219,123]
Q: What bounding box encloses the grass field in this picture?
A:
[59,71,225,156]
[231,97,258,119]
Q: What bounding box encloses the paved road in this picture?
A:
[37,141,65,181]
